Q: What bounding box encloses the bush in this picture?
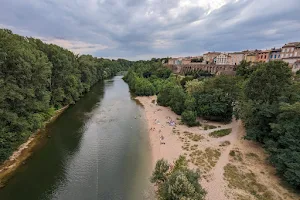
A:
[182,110,199,127]
[151,157,206,200]
[209,129,232,138]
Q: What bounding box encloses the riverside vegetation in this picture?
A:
[0,29,131,164]
[124,59,300,193]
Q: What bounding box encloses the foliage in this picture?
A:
[236,60,255,78]
[169,85,186,115]
[151,157,206,200]
[237,60,300,188]
[266,103,300,188]
[185,79,204,95]
[181,110,199,127]
[238,61,292,142]
[196,89,233,122]
[209,128,232,138]
[0,29,129,163]
[150,159,170,184]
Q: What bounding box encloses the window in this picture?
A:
[295,52,298,56]
[282,49,285,52]
[291,48,294,52]
[287,48,290,52]
[270,55,273,58]
[278,54,280,58]
[274,55,277,58]
[264,55,266,59]
[290,53,293,57]
[286,54,289,57]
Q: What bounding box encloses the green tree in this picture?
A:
[151,157,206,200]
[181,110,199,127]
[169,86,186,115]
[239,61,292,142]
[266,103,300,188]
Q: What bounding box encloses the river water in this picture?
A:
[0,76,153,200]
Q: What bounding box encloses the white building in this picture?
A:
[215,53,230,65]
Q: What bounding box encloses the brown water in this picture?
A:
[0,76,153,200]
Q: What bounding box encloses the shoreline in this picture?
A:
[136,95,300,200]
[0,105,69,188]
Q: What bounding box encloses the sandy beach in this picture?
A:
[137,96,300,200]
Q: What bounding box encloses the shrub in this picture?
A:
[209,128,232,138]
[181,110,200,127]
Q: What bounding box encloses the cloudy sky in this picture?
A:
[0,0,300,60]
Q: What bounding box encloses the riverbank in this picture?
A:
[137,95,300,200]
[0,106,69,188]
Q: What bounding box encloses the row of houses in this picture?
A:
[167,42,300,73]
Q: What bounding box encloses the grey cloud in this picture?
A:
[0,0,300,60]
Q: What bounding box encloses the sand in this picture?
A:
[136,96,300,200]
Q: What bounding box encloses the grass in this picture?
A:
[189,148,221,173]
[183,131,204,142]
[219,140,231,147]
[224,164,276,200]
[246,152,260,161]
[203,124,217,130]
[229,150,243,162]
[209,128,232,138]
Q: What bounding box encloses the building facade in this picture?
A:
[203,52,221,64]
[215,53,230,65]
[228,52,244,65]
[281,42,300,66]
[243,50,260,62]
[269,48,281,61]
[257,50,270,62]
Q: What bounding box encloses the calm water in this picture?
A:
[0,76,153,200]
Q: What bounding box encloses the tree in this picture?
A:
[196,89,233,122]
[150,159,170,184]
[184,95,196,111]
[157,81,177,106]
[151,157,206,200]
[266,103,300,188]
[0,29,127,163]
[169,86,186,115]
[239,61,292,142]
[181,110,199,127]
[236,60,254,78]
[185,79,204,95]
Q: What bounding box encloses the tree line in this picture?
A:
[124,59,300,190]
[124,61,239,126]
[0,29,131,163]
[236,60,300,189]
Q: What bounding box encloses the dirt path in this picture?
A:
[202,119,240,200]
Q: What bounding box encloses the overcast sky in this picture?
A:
[0,0,300,60]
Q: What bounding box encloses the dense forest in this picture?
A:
[0,29,131,163]
[124,59,300,189]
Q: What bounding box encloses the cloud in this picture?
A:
[41,38,110,54]
[0,0,299,60]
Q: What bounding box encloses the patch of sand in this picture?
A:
[136,96,300,200]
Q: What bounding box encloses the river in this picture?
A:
[0,76,153,200]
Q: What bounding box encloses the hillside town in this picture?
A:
[167,42,300,74]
